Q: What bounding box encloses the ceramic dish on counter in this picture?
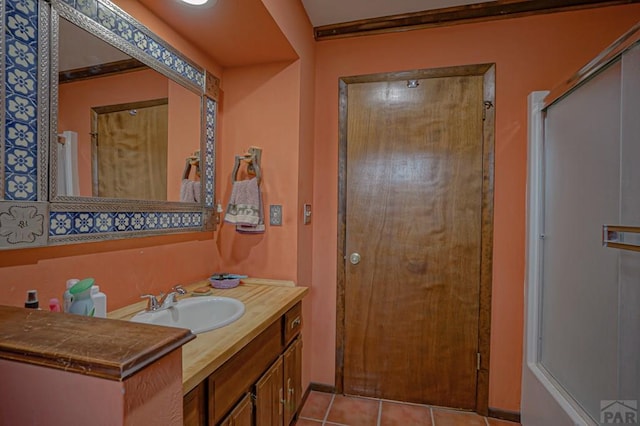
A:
[209,273,248,289]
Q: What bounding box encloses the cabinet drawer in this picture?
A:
[283,302,302,346]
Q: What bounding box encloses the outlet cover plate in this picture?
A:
[270,205,282,226]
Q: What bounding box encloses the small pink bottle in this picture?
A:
[49,298,61,312]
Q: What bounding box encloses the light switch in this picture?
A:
[269,205,282,226]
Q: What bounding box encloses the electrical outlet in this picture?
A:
[269,205,282,226]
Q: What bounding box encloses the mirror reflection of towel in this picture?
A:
[225,178,265,233]
[180,179,200,203]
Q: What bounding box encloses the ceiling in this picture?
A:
[138,0,491,68]
[300,0,487,27]
[138,0,297,68]
[138,0,631,67]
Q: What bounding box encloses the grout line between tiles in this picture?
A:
[430,406,435,426]
[376,399,382,426]
[322,393,336,425]
[484,416,490,426]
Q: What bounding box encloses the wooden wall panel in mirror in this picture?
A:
[0,0,220,249]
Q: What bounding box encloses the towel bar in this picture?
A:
[602,225,640,252]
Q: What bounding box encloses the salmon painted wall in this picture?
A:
[217,61,301,281]
[0,2,224,309]
[218,0,316,389]
[310,5,640,412]
[260,0,316,391]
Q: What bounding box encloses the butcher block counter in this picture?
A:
[108,278,309,395]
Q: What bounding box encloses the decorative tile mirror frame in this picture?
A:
[0,0,219,249]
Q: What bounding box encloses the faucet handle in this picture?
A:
[172,285,187,295]
[140,294,160,311]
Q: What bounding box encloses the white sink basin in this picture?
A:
[130,296,245,334]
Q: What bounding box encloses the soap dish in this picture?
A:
[209,277,240,289]
[191,286,212,296]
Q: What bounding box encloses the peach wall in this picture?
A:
[218,61,300,281]
[0,358,124,425]
[310,5,640,412]
[58,69,168,196]
[252,0,316,391]
[0,349,183,425]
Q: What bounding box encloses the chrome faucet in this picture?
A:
[140,285,187,312]
[159,285,187,309]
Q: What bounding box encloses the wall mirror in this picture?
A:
[56,17,202,203]
[0,0,219,249]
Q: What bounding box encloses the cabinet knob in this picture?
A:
[349,252,361,265]
[290,316,301,329]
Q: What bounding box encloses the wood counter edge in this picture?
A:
[0,306,195,381]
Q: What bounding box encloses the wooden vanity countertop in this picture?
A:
[0,305,194,381]
[108,278,308,395]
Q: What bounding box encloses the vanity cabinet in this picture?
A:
[255,356,284,425]
[283,338,303,426]
[184,382,207,426]
[219,393,254,426]
[184,302,303,426]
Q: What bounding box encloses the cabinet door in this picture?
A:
[219,393,253,426]
[283,338,302,426]
[184,382,206,426]
[255,357,283,426]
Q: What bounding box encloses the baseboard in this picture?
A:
[488,407,521,423]
[309,382,337,394]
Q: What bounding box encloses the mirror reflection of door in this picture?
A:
[91,99,168,200]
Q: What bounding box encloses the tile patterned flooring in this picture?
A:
[295,392,521,426]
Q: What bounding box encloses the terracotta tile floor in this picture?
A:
[295,392,521,426]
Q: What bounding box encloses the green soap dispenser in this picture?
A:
[68,278,95,316]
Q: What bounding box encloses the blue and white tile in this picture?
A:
[130,213,146,230]
[74,212,95,234]
[93,212,115,232]
[114,212,132,232]
[50,212,74,236]
[77,0,98,20]
[5,174,36,201]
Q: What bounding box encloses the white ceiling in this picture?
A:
[58,18,130,71]
[300,0,489,27]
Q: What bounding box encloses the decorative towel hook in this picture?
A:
[183,150,201,179]
[232,146,262,184]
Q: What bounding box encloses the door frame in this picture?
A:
[335,63,496,415]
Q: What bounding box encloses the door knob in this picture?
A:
[349,252,361,265]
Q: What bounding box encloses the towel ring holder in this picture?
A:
[232,147,262,184]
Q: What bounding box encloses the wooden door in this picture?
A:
[91,99,168,200]
[338,65,495,412]
[283,337,302,425]
[255,357,283,426]
[220,393,254,426]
